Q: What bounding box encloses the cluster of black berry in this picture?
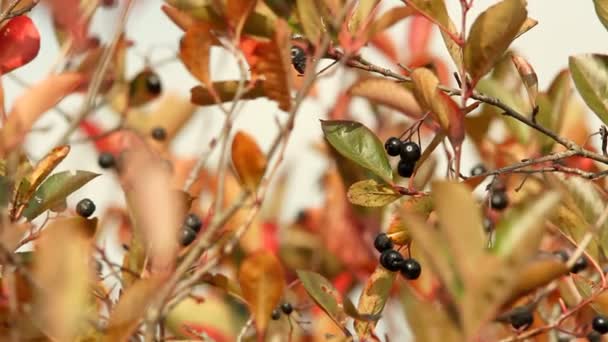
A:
[374,233,421,280]
[180,213,203,246]
[384,137,421,178]
[271,302,293,320]
[290,46,306,75]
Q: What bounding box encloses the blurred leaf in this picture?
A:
[231,131,267,192]
[238,251,285,335]
[250,20,292,111]
[264,0,295,18]
[594,0,608,32]
[22,171,99,221]
[42,216,98,240]
[200,273,245,302]
[321,120,393,183]
[413,156,437,189]
[569,54,608,126]
[464,0,527,83]
[162,3,195,31]
[296,0,323,42]
[465,110,493,150]
[348,78,422,119]
[350,0,379,33]
[104,278,163,342]
[387,196,434,245]
[296,270,349,331]
[409,15,434,57]
[347,179,401,207]
[492,192,561,264]
[552,206,600,261]
[0,73,83,154]
[0,176,8,207]
[343,297,380,322]
[227,0,258,37]
[354,266,396,338]
[509,258,568,303]
[533,94,557,153]
[180,22,214,88]
[34,217,91,341]
[415,132,445,173]
[366,6,414,39]
[410,68,448,130]
[511,54,538,110]
[432,181,485,286]
[514,17,537,39]
[0,16,40,74]
[191,80,266,106]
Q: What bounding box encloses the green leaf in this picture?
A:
[296,270,348,331]
[492,191,561,264]
[22,171,99,221]
[594,0,608,32]
[321,120,393,183]
[464,0,527,82]
[569,54,608,125]
[354,266,396,339]
[347,179,401,207]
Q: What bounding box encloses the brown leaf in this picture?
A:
[231,131,267,191]
[508,258,568,303]
[410,68,448,130]
[227,0,258,37]
[238,251,285,336]
[511,54,538,110]
[354,266,396,338]
[190,80,266,106]
[104,278,164,342]
[0,73,83,154]
[180,23,215,89]
[33,217,92,341]
[463,0,527,83]
[250,20,292,111]
[348,77,422,119]
[161,4,194,31]
[515,17,538,39]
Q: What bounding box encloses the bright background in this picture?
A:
[6,0,608,339]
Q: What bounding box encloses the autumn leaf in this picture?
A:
[464,0,527,83]
[162,4,194,31]
[296,0,323,42]
[569,54,608,126]
[231,131,267,191]
[238,251,285,336]
[226,0,257,37]
[511,54,538,110]
[347,179,402,207]
[191,80,267,106]
[296,270,349,332]
[180,22,215,89]
[594,0,608,32]
[347,78,422,119]
[366,6,414,40]
[354,266,396,338]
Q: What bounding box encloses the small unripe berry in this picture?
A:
[76,198,96,218]
[373,233,393,253]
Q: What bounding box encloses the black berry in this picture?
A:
[384,137,402,157]
[490,191,509,210]
[98,152,115,169]
[180,227,197,246]
[280,303,293,315]
[290,46,306,74]
[470,164,487,176]
[571,256,588,274]
[400,258,421,280]
[593,315,608,334]
[151,127,167,141]
[271,309,281,320]
[374,233,393,253]
[380,249,404,272]
[184,213,203,232]
[400,142,421,162]
[76,198,96,218]
[509,307,533,330]
[146,72,162,95]
[397,160,415,178]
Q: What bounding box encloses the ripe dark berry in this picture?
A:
[593,316,608,334]
[151,127,167,141]
[290,46,306,74]
[180,227,197,246]
[76,198,96,218]
[483,217,494,233]
[373,233,393,253]
[98,152,115,169]
[397,160,415,178]
[146,72,162,95]
[384,137,402,157]
[400,258,421,280]
[271,309,281,320]
[280,303,293,315]
[490,191,509,210]
[184,213,203,232]
[400,142,421,162]
[380,249,404,272]
[571,256,588,273]
[470,164,487,176]
[509,307,533,330]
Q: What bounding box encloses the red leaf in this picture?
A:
[408,15,434,59]
[370,32,398,62]
[0,16,40,74]
[79,119,123,154]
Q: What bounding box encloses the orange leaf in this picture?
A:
[410,67,448,130]
[0,72,83,154]
[179,23,215,88]
[161,4,194,32]
[238,251,285,336]
[408,15,434,59]
[348,77,422,119]
[231,131,267,191]
[250,20,292,111]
